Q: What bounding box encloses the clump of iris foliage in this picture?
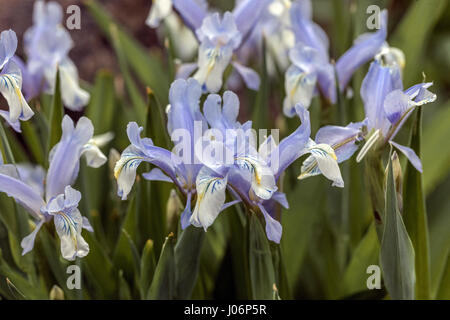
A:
[0,0,448,300]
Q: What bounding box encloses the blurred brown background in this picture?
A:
[0,0,159,82]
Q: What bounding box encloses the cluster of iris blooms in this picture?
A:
[0,0,436,262]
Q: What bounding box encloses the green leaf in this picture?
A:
[435,256,450,299]
[423,100,450,194]
[38,227,76,300]
[427,177,450,298]
[109,24,147,120]
[21,120,45,166]
[251,38,269,130]
[380,152,416,300]
[248,213,276,300]
[270,243,290,299]
[145,88,170,149]
[403,109,431,299]
[348,163,372,249]
[113,195,138,281]
[341,223,380,297]
[227,206,252,299]
[118,270,132,300]
[147,234,176,299]
[0,121,15,164]
[140,239,156,299]
[0,249,46,299]
[281,178,325,287]
[390,0,447,86]
[81,232,117,299]
[193,214,228,298]
[174,226,205,299]
[86,70,116,134]
[47,68,64,155]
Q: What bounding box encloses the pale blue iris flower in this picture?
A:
[115,79,243,232]
[192,12,242,93]
[115,78,343,243]
[21,0,89,111]
[355,49,436,171]
[171,0,270,91]
[0,116,108,260]
[146,0,174,28]
[307,48,436,172]
[0,30,34,132]
[204,101,344,242]
[283,3,388,116]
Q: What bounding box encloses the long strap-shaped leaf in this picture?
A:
[403,109,431,299]
[249,213,276,300]
[47,68,63,157]
[380,151,416,300]
[147,234,176,299]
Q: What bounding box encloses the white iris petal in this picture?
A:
[190,167,227,231]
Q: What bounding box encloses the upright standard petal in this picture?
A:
[32,0,63,26]
[190,166,227,230]
[384,89,415,124]
[46,116,94,200]
[274,104,311,178]
[167,78,204,136]
[172,0,208,31]
[360,60,402,135]
[194,12,242,93]
[232,0,270,40]
[203,90,239,133]
[290,2,329,61]
[0,30,18,69]
[336,10,388,91]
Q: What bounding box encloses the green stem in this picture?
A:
[364,151,386,240]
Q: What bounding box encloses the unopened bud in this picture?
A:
[166,189,183,233]
[49,285,65,300]
[385,151,403,212]
[109,148,121,177]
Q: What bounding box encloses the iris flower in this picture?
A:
[20,0,89,111]
[0,29,34,132]
[115,78,343,243]
[307,47,436,172]
[0,116,108,260]
[171,0,270,92]
[283,4,388,116]
[146,0,174,28]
